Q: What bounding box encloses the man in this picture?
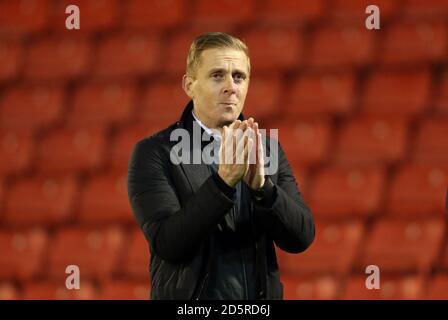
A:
[127,32,315,300]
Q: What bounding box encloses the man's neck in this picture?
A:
[192,110,224,135]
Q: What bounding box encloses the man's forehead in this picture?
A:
[199,48,249,71]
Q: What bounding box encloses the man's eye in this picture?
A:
[212,73,223,79]
[233,74,245,82]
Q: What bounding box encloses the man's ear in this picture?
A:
[182,74,195,99]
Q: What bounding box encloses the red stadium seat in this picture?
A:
[78,172,134,225]
[0,282,21,300]
[111,122,166,171]
[0,130,34,176]
[0,0,49,36]
[69,81,136,126]
[308,166,385,219]
[22,280,97,300]
[331,0,398,23]
[4,175,78,226]
[435,71,448,114]
[0,84,64,129]
[193,0,256,27]
[37,126,107,174]
[25,36,91,80]
[47,227,125,280]
[98,279,149,300]
[277,220,364,276]
[361,69,431,116]
[426,274,448,299]
[0,40,21,81]
[240,74,282,120]
[413,118,448,163]
[342,274,425,300]
[403,0,448,20]
[260,0,325,25]
[124,0,185,29]
[94,33,160,78]
[51,0,119,33]
[386,163,448,217]
[281,275,341,300]
[380,21,447,65]
[356,219,445,274]
[0,228,47,281]
[121,228,150,280]
[141,80,189,124]
[242,27,303,72]
[272,117,332,167]
[308,25,374,68]
[285,72,355,116]
[334,116,408,165]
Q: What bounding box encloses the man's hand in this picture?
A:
[243,118,265,190]
[217,120,254,187]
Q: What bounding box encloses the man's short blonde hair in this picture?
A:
[186,32,250,77]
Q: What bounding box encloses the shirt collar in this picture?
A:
[192,110,222,141]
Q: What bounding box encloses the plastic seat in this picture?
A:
[308,166,385,219]
[285,72,355,116]
[386,163,448,217]
[124,0,185,29]
[259,0,325,25]
[69,82,135,126]
[0,40,21,82]
[141,81,189,124]
[308,25,374,68]
[0,84,63,129]
[193,0,256,27]
[47,227,124,281]
[0,228,47,281]
[22,280,97,300]
[342,274,425,300]
[78,172,134,225]
[380,21,447,65]
[272,117,331,167]
[0,0,49,36]
[37,126,107,174]
[242,27,303,72]
[94,33,160,78]
[331,0,398,23]
[277,220,364,276]
[426,274,448,299]
[413,118,448,163]
[356,219,445,274]
[121,228,150,280]
[98,279,149,300]
[403,0,448,20]
[335,116,408,165]
[0,282,21,300]
[237,74,282,121]
[435,71,448,114]
[0,130,33,176]
[361,69,431,116]
[281,275,340,300]
[25,36,90,80]
[111,122,166,171]
[4,175,78,226]
[51,0,118,33]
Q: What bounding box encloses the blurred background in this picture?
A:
[0,0,447,300]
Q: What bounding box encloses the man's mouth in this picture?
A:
[220,102,236,107]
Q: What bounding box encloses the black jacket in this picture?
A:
[127,101,315,300]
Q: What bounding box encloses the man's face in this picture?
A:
[183,48,250,129]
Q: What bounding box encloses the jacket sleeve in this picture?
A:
[253,141,315,254]
[127,138,235,263]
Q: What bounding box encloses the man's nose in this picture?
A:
[222,75,237,94]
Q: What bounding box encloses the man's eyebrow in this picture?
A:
[208,68,248,76]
